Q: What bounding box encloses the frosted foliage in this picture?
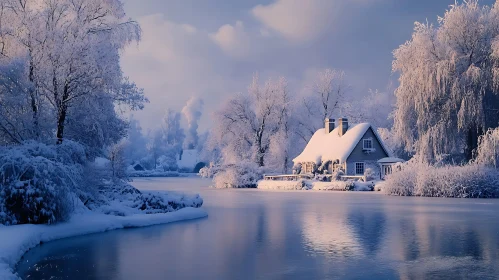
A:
[475,127,499,168]
[0,141,86,225]
[212,162,262,189]
[0,0,146,145]
[108,140,128,179]
[181,97,204,149]
[295,69,354,143]
[393,0,499,161]
[383,161,499,198]
[211,75,290,168]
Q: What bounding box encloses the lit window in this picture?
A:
[355,162,365,175]
[363,139,373,149]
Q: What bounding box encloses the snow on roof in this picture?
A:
[377,157,404,163]
[293,123,388,164]
[178,149,199,169]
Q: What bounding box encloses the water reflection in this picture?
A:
[16,179,499,280]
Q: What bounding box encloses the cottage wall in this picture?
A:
[345,128,388,175]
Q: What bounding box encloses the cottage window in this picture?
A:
[355,162,365,175]
[363,139,373,150]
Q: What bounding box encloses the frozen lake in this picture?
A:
[16,177,499,279]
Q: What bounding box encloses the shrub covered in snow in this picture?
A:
[257,180,309,190]
[383,162,499,198]
[198,163,222,178]
[0,141,85,225]
[364,168,377,181]
[0,141,204,226]
[312,181,355,191]
[85,180,203,216]
[474,127,499,168]
[212,162,263,188]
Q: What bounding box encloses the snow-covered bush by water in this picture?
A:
[0,142,204,226]
[474,127,499,168]
[85,180,203,216]
[382,162,499,198]
[0,141,85,225]
[212,162,263,188]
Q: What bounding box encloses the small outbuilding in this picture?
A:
[132,163,145,171]
[377,157,404,180]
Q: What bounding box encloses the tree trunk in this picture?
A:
[28,56,39,140]
[56,105,67,144]
[465,126,483,161]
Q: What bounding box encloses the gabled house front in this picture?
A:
[293,118,396,178]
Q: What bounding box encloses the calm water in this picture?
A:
[16,177,499,280]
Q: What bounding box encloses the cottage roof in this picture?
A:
[293,123,390,164]
[377,157,404,164]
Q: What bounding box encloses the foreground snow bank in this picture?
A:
[0,207,207,280]
[257,180,374,191]
[382,163,499,198]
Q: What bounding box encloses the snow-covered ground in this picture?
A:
[257,180,375,191]
[0,207,207,280]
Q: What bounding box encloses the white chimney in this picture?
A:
[325,118,335,134]
[338,118,348,137]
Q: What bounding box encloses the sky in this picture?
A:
[120,0,496,132]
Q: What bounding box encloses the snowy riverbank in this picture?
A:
[0,207,207,280]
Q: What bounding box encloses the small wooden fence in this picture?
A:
[263,174,367,182]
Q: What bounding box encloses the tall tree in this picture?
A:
[212,75,290,167]
[295,69,352,144]
[393,0,499,162]
[0,0,146,145]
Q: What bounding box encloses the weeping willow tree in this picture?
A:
[393,0,499,162]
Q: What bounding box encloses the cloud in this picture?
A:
[251,0,338,43]
[210,21,251,58]
[251,0,384,43]
[121,14,244,132]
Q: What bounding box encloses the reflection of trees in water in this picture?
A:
[346,207,387,256]
[381,203,499,280]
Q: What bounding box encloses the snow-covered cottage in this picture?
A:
[293,118,401,179]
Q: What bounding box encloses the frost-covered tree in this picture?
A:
[358,89,394,129]
[475,127,499,168]
[295,69,353,143]
[0,0,146,145]
[393,0,499,161]
[211,75,290,168]
[181,97,204,149]
[143,109,185,169]
[125,117,148,164]
[108,140,129,179]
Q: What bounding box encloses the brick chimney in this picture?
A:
[325,118,335,134]
[338,118,348,137]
